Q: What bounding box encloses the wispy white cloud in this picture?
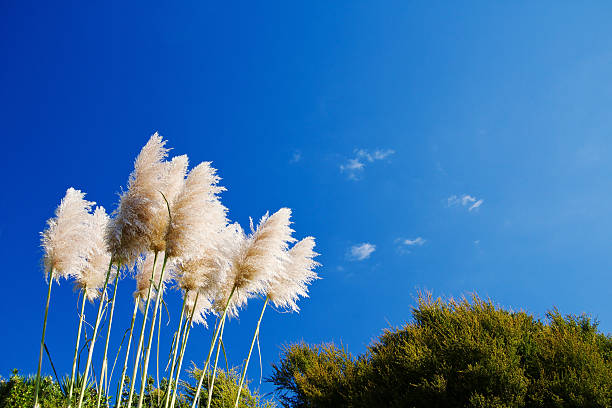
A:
[402,237,426,246]
[340,148,395,180]
[355,148,395,162]
[289,150,302,163]
[395,236,426,254]
[348,242,376,261]
[447,194,484,212]
[340,158,364,171]
[468,199,483,211]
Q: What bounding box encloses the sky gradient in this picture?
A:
[2,1,612,399]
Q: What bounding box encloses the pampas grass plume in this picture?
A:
[236,208,295,291]
[149,154,189,253]
[215,209,295,317]
[41,187,95,281]
[165,161,227,259]
[106,133,170,266]
[74,206,115,301]
[185,290,212,327]
[268,236,321,312]
[134,251,175,309]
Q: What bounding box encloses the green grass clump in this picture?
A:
[270,293,612,408]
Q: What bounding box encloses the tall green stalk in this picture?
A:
[234,297,268,408]
[96,269,121,408]
[163,293,188,408]
[206,317,226,408]
[77,259,114,408]
[116,296,140,408]
[136,254,169,408]
[190,286,236,408]
[157,306,162,407]
[34,268,54,408]
[126,251,158,408]
[68,289,88,405]
[169,292,199,408]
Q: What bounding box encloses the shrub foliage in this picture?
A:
[270,294,612,408]
[0,367,274,408]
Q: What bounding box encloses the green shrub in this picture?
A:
[0,369,98,408]
[269,294,612,408]
[181,366,275,408]
[0,367,274,408]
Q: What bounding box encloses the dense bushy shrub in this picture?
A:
[270,294,612,408]
[0,370,98,408]
[0,367,274,408]
[182,367,275,408]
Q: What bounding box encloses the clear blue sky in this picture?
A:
[2,1,612,399]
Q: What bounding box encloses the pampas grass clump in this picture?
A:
[35,133,320,408]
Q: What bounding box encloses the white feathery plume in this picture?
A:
[185,290,212,327]
[164,155,190,206]
[213,223,250,318]
[165,161,227,260]
[74,207,116,301]
[134,251,175,310]
[41,187,95,282]
[173,223,236,320]
[105,133,170,266]
[149,155,189,253]
[214,209,296,318]
[238,208,295,291]
[175,248,227,297]
[268,237,321,312]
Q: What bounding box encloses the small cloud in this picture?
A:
[461,195,476,206]
[355,148,395,162]
[447,194,484,212]
[348,242,376,261]
[289,150,302,163]
[468,199,483,212]
[474,240,480,245]
[340,148,395,180]
[403,237,426,246]
[395,236,426,254]
[340,158,365,171]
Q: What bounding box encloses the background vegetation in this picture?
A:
[7,294,611,407]
[270,294,612,408]
[0,367,274,408]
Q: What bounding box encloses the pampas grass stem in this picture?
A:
[234,297,268,408]
[68,289,88,405]
[34,268,54,408]
[77,259,114,408]
[190,286,236,408]
[169,292,199,408]
[163,293,188,408]
[116,296,139,408]
[206,316,226,408]
[136,254,168,408]
[156,306,162,407]
[96,270,120,408]
[126,251,158,408]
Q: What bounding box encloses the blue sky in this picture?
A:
[2,0,612,399]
